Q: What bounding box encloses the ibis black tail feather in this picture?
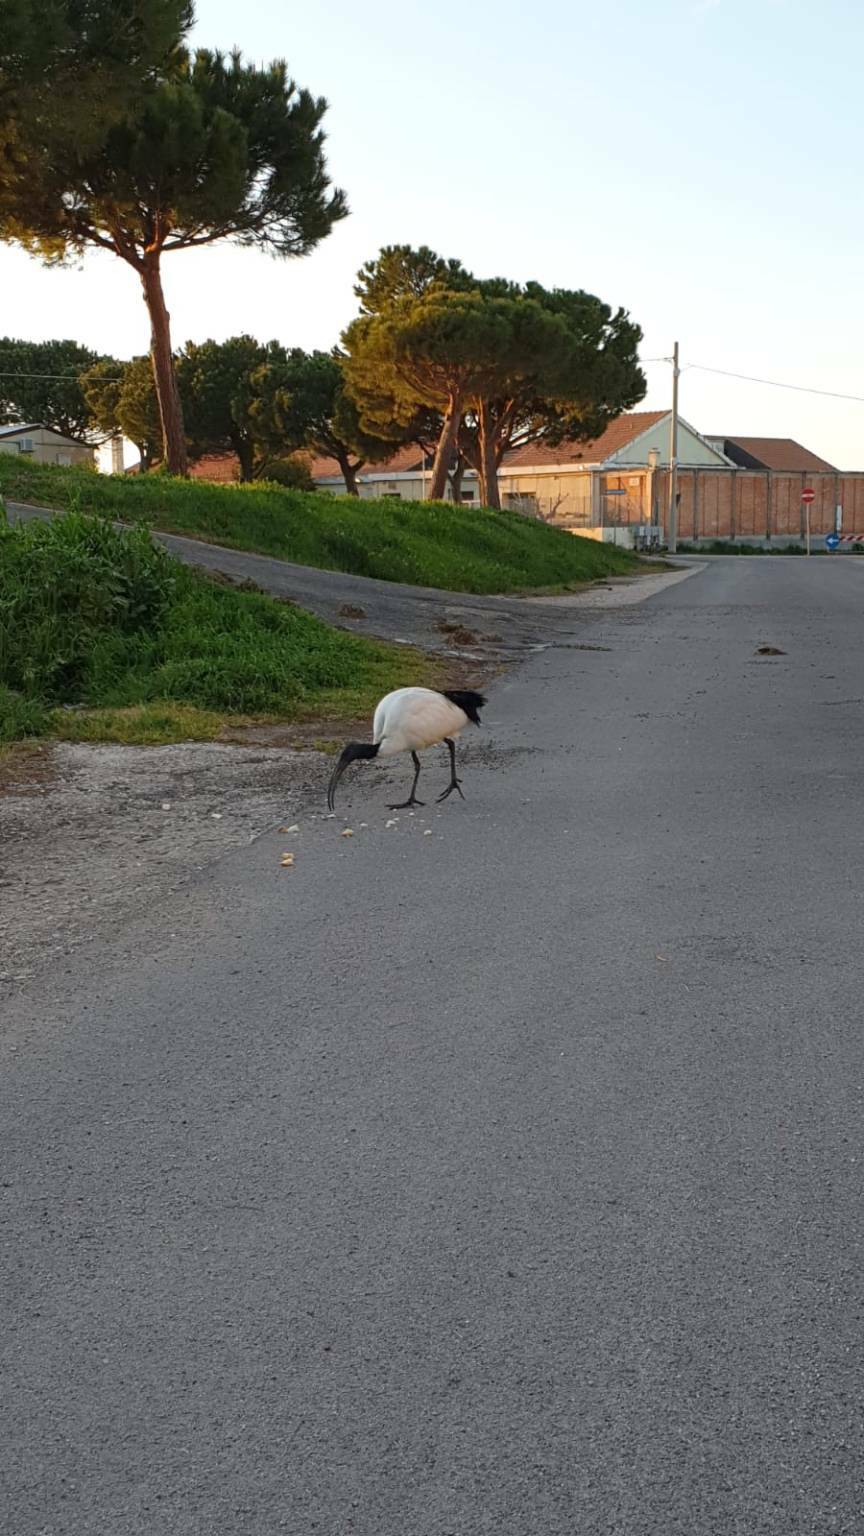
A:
[442,689,486,726]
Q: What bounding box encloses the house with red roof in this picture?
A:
[705,436,836,473]
[183,414,855,548]
[306,411,732,528]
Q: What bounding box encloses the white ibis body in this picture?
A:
[327,686,486,811]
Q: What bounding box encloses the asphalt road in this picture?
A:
[4,556,864,1535]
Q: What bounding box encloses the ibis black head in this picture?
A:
[327,741,379,811]
[443,689,487,726]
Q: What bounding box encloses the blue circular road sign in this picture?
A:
[825,533,841,550]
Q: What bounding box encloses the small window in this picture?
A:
[460,490,477,502]
[17,438,34,454]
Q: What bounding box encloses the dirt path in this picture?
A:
[0,741,336,985]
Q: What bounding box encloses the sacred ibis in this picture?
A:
[327,687,486,811]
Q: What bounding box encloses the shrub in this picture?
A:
[0,512,176,702]
[0,510,433,739]
[0,685,51,742]
[258,457,316,491]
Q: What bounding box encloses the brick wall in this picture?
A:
[655,469,864,541]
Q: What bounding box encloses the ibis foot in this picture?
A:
[389,750,424,810]
[437,738,465,802]
[436,780,465,803]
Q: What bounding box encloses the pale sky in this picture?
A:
[4,0,864,466]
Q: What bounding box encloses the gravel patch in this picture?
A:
[0,719,518,990]
[0,741,328,986]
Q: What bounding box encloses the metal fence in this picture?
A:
[503,491,592,527]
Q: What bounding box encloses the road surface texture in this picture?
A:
[4,556,864,1535]
[0,504,691,987]
[4,500,683,661]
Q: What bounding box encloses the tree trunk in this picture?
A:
[233,436,255,483]
[429,393,461,500]
[140,254,187,477]
[478,400,501,510]
[458,425,481,481]
[448,452,466,503]
[336,446,361,496]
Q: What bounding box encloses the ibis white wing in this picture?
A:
[373,688,468,757]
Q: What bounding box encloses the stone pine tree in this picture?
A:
[351,246,474,497]
[176,336,285,482]
[0,1,193,193]
[343,289,575,503]
[457,283,646,508]
[0,337,105,438]
[354,244,473,315]
[342,293,476,501]
[0,4,347,475]
[249,349,404,496]
[343,246,646,508]
[81,355,163,470]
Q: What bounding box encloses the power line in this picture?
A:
[0,370,124,381]
[683,361,864,406]
[6,359,864,406]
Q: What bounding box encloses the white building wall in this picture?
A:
[0,426,94,468]
[610,418,729,467]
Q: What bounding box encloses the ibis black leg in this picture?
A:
[389,751,425,809]
[436,737,465,802]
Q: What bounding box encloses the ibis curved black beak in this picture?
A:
[327,741,378,811]
[327,747,352,812]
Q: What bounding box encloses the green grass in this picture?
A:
[0,457,638,594]
[677,540,808,556]
[0,685,52,741]
[50,701,227,745]
[0,511,436,744]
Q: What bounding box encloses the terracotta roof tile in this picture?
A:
[715,436,836,473]
[309,443,426,479]
[309,415,674,481]
[188,453,240,482]
[501,411,668,469]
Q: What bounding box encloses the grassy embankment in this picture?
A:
[0,457,638,595]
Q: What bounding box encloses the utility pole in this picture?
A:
[667,341,680,554]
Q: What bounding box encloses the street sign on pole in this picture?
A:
[826,532,840,551]
[603,489,627,496]
[802,487,815,556]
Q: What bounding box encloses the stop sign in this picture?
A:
[802,487,816,503]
